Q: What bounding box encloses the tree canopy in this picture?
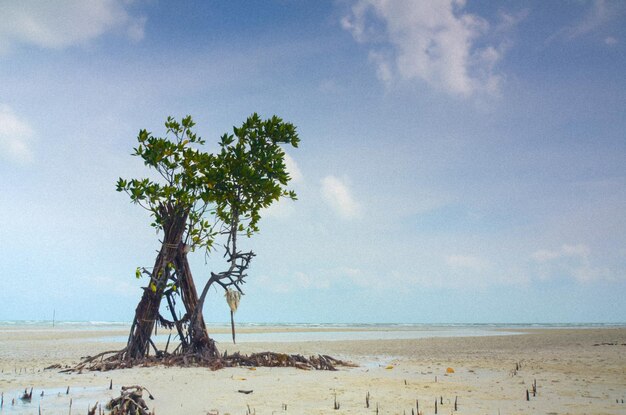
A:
[116,113,299,256]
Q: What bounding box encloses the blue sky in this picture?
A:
[1,0,625,324]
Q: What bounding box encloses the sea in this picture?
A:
[1,321,623,344]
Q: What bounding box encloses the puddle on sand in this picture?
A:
[1,386,115,414]
[358,356,400,369]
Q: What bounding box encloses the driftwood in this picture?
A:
[66,349,354,373]
[106,386,154,415]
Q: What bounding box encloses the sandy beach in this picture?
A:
[1,325,625,414]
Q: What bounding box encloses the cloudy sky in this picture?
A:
[1,0,625,324]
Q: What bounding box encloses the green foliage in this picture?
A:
[117,113,299,254]
[212,113,299,236]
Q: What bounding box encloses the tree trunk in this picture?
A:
[175,246,218,358]
[124,205,218,361]
[125,243,178,360]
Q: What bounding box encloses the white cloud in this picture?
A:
[530,244,615,283]
[342,0,513,97]
[321,175,361,219]
[261,198,295,219]
[126,15,147,43]
[82,275,140,297]
[257,272,330,293]
[446,254,490,271]
[284,152,303,183]
[531,244,590,262]
[260,152,301,219]
[338,266,361,277]
[368,50,393,84]
[0,0,145,51]
[495,9,529,34]
[318,79,345,94]
[0,104,34,164]
[295,272,330,290]
[563,0,613,39]
[548,0,624,44]
[570,265,611,283]
[604,36,618,45]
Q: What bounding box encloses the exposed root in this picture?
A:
[66,349,355,372]
[61,349,128,373]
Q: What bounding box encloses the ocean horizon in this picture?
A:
[1,320,625,328]
[1,320,624,344]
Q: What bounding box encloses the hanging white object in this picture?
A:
[225,289,241,313]
[225,289,241,344]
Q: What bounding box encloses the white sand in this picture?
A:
[1,326,625,414]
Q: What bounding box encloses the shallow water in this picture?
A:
[0,386,114,414]
[94,326,524,344]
